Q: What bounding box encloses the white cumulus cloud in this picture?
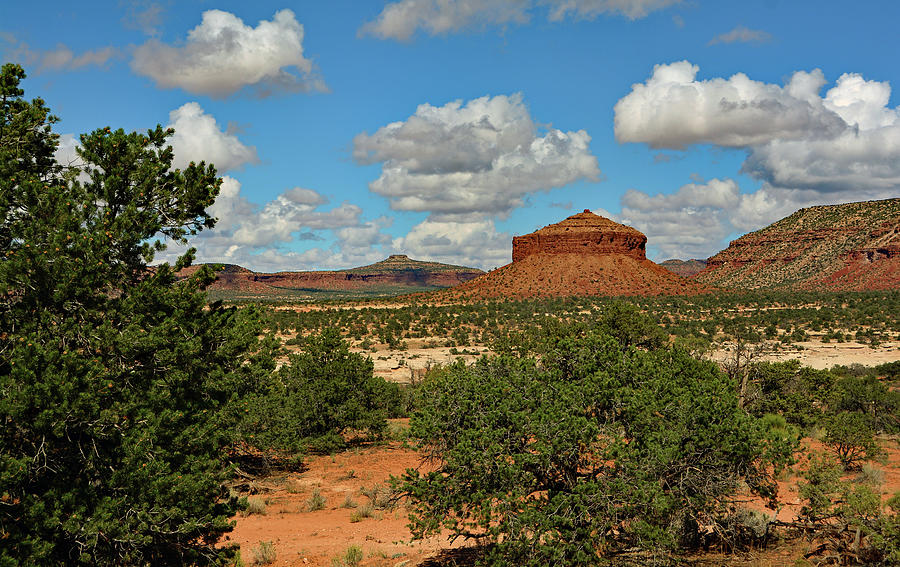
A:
[161,177,368,271]
[617,179,863,260]
[205,176,256,234]
[231,193,361,247]
[823,73,898,130]
[742,129,900,193]
[334,217,396,266]
[615,62,900,258]
[54,134,83,168]
[53,103,258,175]
[166,102,259,172]
[616,61,900,196]
[132,9,326,97]
[337,217,393,250]
[620,178,742,260]
[354,93,600,220]
[393,218,511,268]
[614,61,846,149]
[741,72,900,194]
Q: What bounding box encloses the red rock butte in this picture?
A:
[512,210,647,262]
[441,210,710,300]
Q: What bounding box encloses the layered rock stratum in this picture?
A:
[512,212,647,261]
[442,210,709,299]
[177,255,483,297]
[696,198,900,291]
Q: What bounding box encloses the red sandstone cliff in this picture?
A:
[512,212,647,261]
[696,198,900,291]
[442,210,709,300]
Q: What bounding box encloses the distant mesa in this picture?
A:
[696,198,900,291]
[659,259,708,278]
[176,255,484,298]
[339,254,483,277]
[442,210,709,299]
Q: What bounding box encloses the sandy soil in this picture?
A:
[367,345,490,383]
[359,338,900,384]
[228,439,459,567]
[708,339,900,370]
[228,435,900,567]
[740,439,900,522]
[249,313,900,564]
[766,339,900,369]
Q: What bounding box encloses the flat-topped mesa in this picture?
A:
[512,210,647,262]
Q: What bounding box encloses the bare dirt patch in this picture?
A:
[228,436,900,566]
[366,345,489,383]
[339,337,900,384]
[775,339,900,369]
[228,439,459,567]
[708,338,900,370]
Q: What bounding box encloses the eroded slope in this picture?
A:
[696,198,900,291]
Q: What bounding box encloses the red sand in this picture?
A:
[228,436,900,566]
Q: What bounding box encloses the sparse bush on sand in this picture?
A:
[823,411,882,470]
[331,545,363,567]
[796,452,900,564]
[350,503,375,523]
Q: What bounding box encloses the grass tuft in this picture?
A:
[341,493,358,509]
[350,502,374,523]
[306,487,327,511]
[331,545,363,567]
[244,497,267,516]
[251,541,276,565]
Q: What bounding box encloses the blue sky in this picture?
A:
[3,1,900,270]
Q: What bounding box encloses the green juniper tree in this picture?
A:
[0,63,272,565]
[400,322,796,566]
[240,328,401,456]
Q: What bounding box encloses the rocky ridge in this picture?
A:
[442,210,709,299]
[696,198,900,291]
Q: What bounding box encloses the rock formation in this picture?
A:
[176,255,483,298]
[696,198,900,291]
[442,210,709,300]
[659,259,707,278]
[512,210,647,261]
[252,255,482,290]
